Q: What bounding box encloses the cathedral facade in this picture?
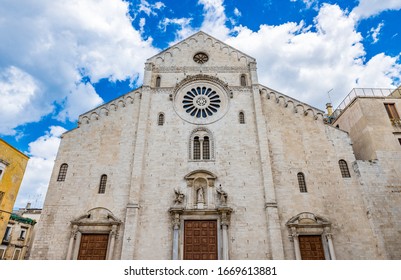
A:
[30,32,401,260]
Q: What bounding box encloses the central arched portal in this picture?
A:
[169,170,232,260]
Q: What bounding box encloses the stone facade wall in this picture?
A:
[260,90,383,259]
[30,31,400,260]
[30,92,141,259]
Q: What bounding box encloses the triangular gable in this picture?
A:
[146,31,256,66]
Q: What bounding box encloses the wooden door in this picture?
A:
[299,235,325,260]
[184,220,217,260]
[78,234,109,260]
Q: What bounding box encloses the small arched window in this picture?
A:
[190,128,214,161]
[339,160,351,178]
[203,136,210,159]
[98,174,107,194]
[193,137,201,160]
[239,112,245,124]
[156,76,161,88]
[158,113,165,126]
[57,163,68,181]
[297,172,307,193]
[240,74,246,86]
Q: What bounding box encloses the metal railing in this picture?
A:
[332,88,401,119]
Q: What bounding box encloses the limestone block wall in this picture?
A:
[30,91,141,259]
[147,32,254,89]
[134,87,270,259]
[356,156,401,259]
[333,97,401,160]
[260,89,382,259]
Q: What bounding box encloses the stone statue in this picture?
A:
[197,187,205,203]
[216,184,228,205]
[174,188,185,205]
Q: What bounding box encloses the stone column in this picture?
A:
[221,223,229,260]
[172,213,180,260]
[169,208,183,260]
[66,225,78,260]
[107,225,117,260]
[326,232,336,260]
[199,139,204,160]
[291,233,302,260]
[220,210,231,260]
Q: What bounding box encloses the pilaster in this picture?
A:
[121,85,153,259]
[250,61,284,259]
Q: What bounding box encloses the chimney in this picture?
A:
[326,103,333,116]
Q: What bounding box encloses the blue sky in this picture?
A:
[1,0,400,208]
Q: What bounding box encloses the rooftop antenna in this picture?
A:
[327,88,333,104]
[326,89,334,117]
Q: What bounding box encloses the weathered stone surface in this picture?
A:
[30,31,400,260]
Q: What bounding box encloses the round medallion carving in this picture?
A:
[193,52,209,64]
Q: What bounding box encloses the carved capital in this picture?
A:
[110,225,118,237]
[71,225,78,239]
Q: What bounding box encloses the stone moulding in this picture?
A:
[77,90,140,126]
[259,85,325,121]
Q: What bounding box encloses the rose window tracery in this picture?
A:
[193,52,209,64]
[182,87,221,118]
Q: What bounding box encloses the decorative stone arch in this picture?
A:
[109,104,117,111]
[286,212,336,260]
[66,207,122,260]
[125,95,134,104]
[100,107,109,117]
[188,127,215,161]
[117,99,125,108]
[90,112,99,121]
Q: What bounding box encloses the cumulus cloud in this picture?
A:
[15,126,67,208]
[0,0,158,135]
[226,4,401,108]
[0,66,51,135]
[138,0,165,16]
[198,0,230,40]
[353,0,401,19]
[370,22,384,44]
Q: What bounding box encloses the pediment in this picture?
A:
[146,31,255,68]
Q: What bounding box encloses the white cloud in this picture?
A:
[57,82,103,122]
[353,0,401,19]
[370,22,384,44]
[290,0,319,10]
[198,0,230,40]
[0,0,159,135]
[139,18,146,34]
[138,0,165,16]
[159,17,196,43]
[0,66,51,135]
[234,8,241,17]
[15,126,67,208]
[226,4,401,109]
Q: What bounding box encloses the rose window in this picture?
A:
[182,87,221,118]
[193,52,209,64]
